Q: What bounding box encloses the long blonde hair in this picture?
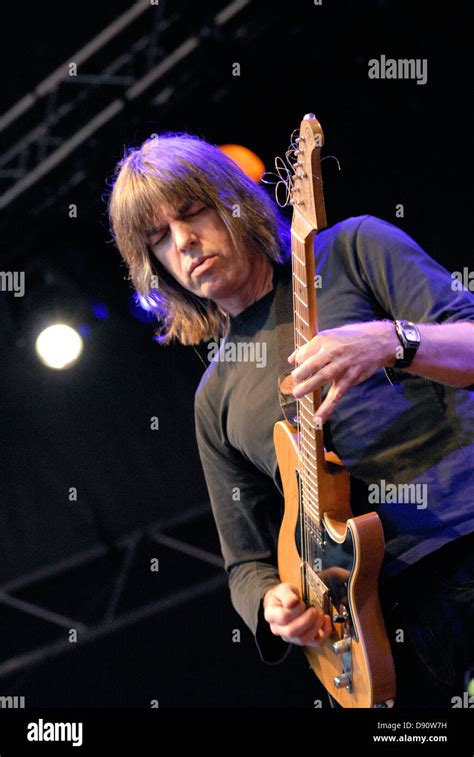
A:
[106,132,290,345]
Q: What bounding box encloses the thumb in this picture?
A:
[280,583,301,608]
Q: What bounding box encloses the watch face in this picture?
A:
[405,327,418,342]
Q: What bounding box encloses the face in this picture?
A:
[145,199,251,302]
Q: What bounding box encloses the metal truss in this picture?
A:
[0,504,225,678]
[0,0,253,210]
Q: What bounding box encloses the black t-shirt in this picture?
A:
[194,215,474,663]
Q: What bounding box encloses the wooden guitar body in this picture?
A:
[274,419,396,708]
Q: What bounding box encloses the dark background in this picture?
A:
[0,0,471,708]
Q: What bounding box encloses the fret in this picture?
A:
[299,466,319,491]
[294,292,308,309]
[301,481,319,501]
[299,420,317,438]
[299,467,319,489]
[295,327,308,343]
[303,505,320,525]
[295,311,309,328]
[299,442,318,469]
[299,421,317,435]
[301,488,319,509]
[300,460,318,477]
[301,477,318,500]
[299,405,316,424]
[301,481,319,505]
[303,510,321,528]
[300,467,319,488]
[300,427,318,446]
[302,487,319,512]
[300,447,318,471]
[303,511,322,528]
[292,272,307,289]
[292,251,305,267]
[300,393,315,407]
[304,508,320,526]
[299,427,318,448]
[300,468,319,488]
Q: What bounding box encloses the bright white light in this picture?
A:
[35,324,83,370]
[137,294,154,311]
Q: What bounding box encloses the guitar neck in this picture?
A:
[290,115,328,522]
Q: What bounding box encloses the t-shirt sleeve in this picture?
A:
[194,381,291,664]
[343,215,474,392]
[348,215,474,325]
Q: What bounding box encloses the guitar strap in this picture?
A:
[273,262,298,427]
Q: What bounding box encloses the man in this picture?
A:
[108,131,474,708]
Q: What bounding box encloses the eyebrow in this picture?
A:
[145,201,194,238]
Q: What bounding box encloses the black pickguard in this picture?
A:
[295,471,358,641]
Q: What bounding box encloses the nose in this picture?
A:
[172,220,198,253]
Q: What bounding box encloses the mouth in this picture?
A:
[190,255,217,275]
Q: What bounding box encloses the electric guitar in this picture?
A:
[274,113,396,708]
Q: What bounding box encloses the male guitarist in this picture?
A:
[108,131,474,708]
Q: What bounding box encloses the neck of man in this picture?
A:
[216,254,274,317]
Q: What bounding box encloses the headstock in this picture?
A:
[290,113,327,235]
[261,113,327,241]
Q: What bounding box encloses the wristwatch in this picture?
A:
[393,319,421,368]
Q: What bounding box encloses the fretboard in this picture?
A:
[291,230,325,529]
[289,115,328,531]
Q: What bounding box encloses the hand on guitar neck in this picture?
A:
[263,582,332,648]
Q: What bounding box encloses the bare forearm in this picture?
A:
[385,322,474,388]
[290,319,474,424]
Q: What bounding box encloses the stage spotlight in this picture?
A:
[2,256,105,365]
[218,144,265,182]
[35,324,84,370]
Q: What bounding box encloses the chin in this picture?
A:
[198,278,226,298]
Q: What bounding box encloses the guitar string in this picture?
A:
[292,239,307,604]
[294,236,313,605]
[292,138,310,605]
[289,134,321,608]
[294,235,322,607]
[287,136,307,604]
[295,138,314,602]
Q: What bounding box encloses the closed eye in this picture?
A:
[151,205,205,247]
